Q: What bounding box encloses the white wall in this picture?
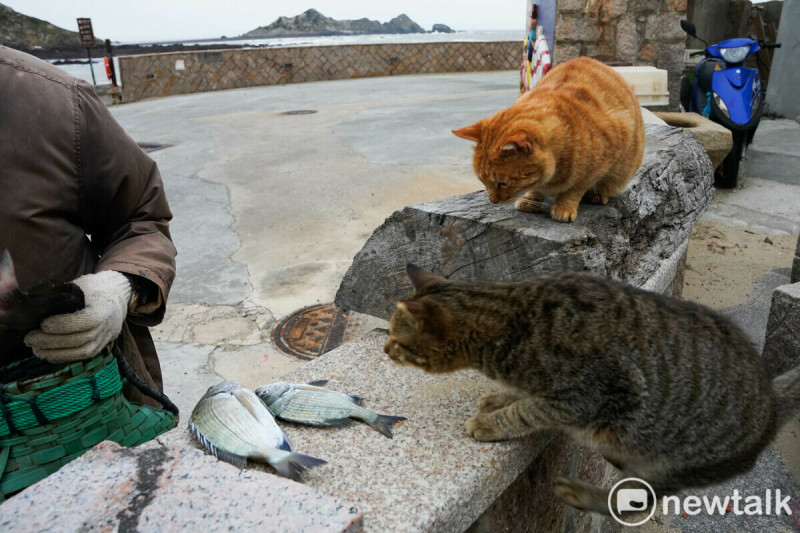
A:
[766,0,799,117]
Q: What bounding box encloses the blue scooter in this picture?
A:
[679,19,781,188]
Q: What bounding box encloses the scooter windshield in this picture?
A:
[707,38,759,62]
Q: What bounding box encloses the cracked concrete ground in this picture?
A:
[109,72,522,417]
[109,74,800,531]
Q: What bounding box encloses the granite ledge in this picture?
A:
[0,438,364,532]
[274,329,553,533]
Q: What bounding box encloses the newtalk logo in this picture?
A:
[608,478,797,527]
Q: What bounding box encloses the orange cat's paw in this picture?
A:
[584,190,609,205]
[465,413,505,441]
[550,205,578,222]
[515,198,542,213]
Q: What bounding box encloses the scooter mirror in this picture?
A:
[680,19,697,37]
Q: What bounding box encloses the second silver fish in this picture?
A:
[256,381,406,438]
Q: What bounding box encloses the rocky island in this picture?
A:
[241,9,453,38]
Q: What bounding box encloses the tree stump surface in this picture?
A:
[336,124,714,319]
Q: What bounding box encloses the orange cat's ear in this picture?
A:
[407,263,448,293]
[501,132,531,154]
[452,122,482,142]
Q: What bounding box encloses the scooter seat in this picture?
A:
[697,59,725,92]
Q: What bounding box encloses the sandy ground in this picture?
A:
[683,219,795,310]
[685,214,800,496]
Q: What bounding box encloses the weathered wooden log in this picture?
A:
[335,124,714,319]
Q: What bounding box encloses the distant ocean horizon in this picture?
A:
[50,29,522,86]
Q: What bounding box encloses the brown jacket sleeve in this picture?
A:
[76,82,177,326]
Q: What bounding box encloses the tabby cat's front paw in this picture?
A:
[465,413,506,441]
[477,392,521,413]
[550,205,578,223]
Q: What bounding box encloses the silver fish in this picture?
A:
[255,380,406,438]
[189,381,326,480]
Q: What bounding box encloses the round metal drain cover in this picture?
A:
[282,109,317,115]
[271,303,350,360]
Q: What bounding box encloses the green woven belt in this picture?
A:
[0,358,122,438]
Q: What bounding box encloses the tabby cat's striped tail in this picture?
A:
[772,365,800,428]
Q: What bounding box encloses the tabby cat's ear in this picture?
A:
[407,263,448,293]
[452,122,482,142]
[397,299,447,336]
[501,132,531,154]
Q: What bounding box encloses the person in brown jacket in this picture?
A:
[0,46,177,411]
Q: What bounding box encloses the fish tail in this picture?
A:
[368,414,407,439]
[0,248,18,297]
[270,451,327,481]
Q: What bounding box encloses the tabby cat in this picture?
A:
[452,57,644,223]
[384,264,800,515]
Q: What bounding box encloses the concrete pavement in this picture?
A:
[108,73,800,531]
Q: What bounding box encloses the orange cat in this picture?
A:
[452,57,644,222]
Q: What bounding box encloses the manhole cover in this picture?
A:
[137,142,172,153]
[271,303,350,360]
[282,109,317,115]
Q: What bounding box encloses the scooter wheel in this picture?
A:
[714,133,743,188]
[679,76,693,113]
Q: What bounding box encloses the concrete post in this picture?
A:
[687,0,732,49]
[765,0,800,118]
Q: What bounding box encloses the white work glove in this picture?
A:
[25,271,132,364]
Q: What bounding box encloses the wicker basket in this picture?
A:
[0,346,175,500]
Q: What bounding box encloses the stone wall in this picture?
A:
[554,0,687,109]
[686,0,782,50]
[118,41,519,103]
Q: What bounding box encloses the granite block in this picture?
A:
[762,282,800,377]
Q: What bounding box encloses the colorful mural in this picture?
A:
[520,0,555,94]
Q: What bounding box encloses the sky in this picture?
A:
[4,1,526,43]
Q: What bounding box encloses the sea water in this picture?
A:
[49,30,520,86]
[51,57,122,86]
